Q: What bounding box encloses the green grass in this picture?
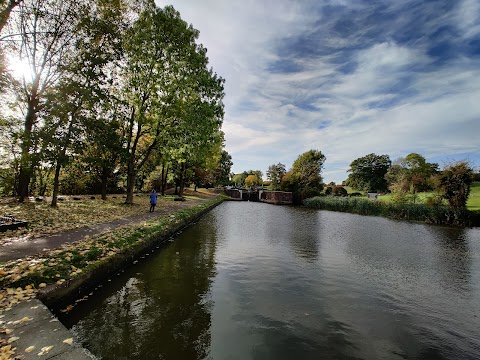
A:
[467,182,480,211]
[377,182,480,211]
[340,186,363,195]
[378,191,439,203]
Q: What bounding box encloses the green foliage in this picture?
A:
[216,150,233,185]
[290,149,326,190]
[424,195,444,207]
[346,153,391,192]
[266,163,286,190]
[385,154,439,197]
[245,174,259,189]
[440,161,473,209]
[304,196,479,226]
[231,173,247,186]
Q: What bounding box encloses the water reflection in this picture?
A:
[60,218,218,359]
[61,203,480,360]
[427,225,471,292]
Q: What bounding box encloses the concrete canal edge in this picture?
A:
[3,197,224,359]
[2,299,95,359]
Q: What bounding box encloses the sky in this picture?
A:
[157,0,480,183]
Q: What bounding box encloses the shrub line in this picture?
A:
[303,196,480,227]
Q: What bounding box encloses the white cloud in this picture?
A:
[156,1,480,182]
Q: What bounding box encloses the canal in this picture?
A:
[59,201,480,359]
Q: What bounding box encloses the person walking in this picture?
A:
[149,189,157,212]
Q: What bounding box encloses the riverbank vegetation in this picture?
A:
[303,154,479,226]
[304,196,480,226]
[0,0,231,205]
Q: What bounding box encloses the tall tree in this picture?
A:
[290,149,326,190]
[266,162,286,190]
[121,4,224,203]
[215,150,232,186]
[7,0,80,201]
[346,153,391,192]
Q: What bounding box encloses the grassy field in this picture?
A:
[368,182,480,212]
[467,182,480,211]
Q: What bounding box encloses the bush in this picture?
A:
[440,161,473,209]
[325,186,333,195]
[391,192,409,204]
[333,186,348,196]
[425,195,443,207]
[349,192,362,197]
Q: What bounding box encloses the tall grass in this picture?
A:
[304,196,480,227]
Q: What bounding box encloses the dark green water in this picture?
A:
[60,202,480,359]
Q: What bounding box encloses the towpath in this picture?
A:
[0,198,208,263]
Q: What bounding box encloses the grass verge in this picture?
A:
[304,196,480,227]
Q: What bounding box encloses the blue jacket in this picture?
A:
[150,192,157,204]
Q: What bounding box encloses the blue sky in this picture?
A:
[158,0,480,182]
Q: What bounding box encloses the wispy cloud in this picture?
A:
[158,0,480,181]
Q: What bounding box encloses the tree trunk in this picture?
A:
[101,166,108,200]
[160,164,165,196]
[161,165,169,196]
[50,113,76,207]
[125,159,136,204]
[18,79,39,202]
[178,164,186,197]
[51,160,61,207]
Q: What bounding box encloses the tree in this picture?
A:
[346,153,391,192]
[231,173,246,187]
[440,161,473,209]
[216,150,232,185]
[266,162,285,190]
[244,174,259,189]
[280,150,326,203]
[7,0,80,201]
[291,149,326,190]
[404,153,438,192]
[121,4,224,203]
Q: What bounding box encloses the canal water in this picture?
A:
[59,202,480,359]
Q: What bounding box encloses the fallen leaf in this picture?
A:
[38,345,54,356]
[25,345,35,352]
[8,336,19,343]
[63,338,73,345]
